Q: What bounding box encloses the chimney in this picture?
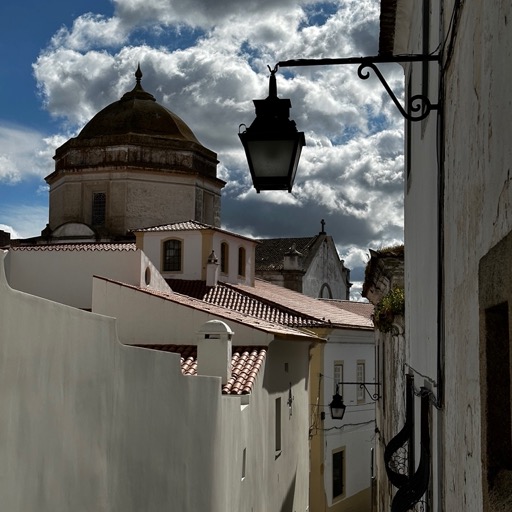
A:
[283,243,302,271]
[206,250,219,286]
[196,320,233,385]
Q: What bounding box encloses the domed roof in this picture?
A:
[76,66,200,144]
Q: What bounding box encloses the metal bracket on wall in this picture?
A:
[275,54,441,122]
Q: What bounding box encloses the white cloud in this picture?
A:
[0,124,62,183]
[23,0,405,287]
[50,14,128,51]
[0,205,48,239]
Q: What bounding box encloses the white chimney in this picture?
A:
[283,243,302,271]
[196,320,233,385]
[206,250,219,286]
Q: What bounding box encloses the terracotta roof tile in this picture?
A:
[135,344,267,395]
[166,278,372,330]
[230,279,374,329]
[10,243,137,252]
[167,279,211,299]
[204,284,327,328]
[133,220,257,242]
[133,220,213,232]
[320,299,374,321]
[95,276,317,339]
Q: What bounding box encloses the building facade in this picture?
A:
[255,227,352,300]
[45,66,224,241]
[371,1,512,510]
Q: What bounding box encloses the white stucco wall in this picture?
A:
[303,238,348,300]
[4,248,170,310]
[322,329,376,508]
[442,2,512,510]
[138,229,257,286]
[92,272,311,511]
[0,251,311,511]
[92,276,275,346]
[397,0,512,510]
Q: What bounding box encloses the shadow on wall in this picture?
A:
[280,473,296,512]
[262,341,309,394]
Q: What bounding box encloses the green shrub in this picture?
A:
[373,286,405,333]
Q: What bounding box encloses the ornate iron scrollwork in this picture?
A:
[384,374,415,488]
[357,62,438,122]
[391,388,431,512]
[276,54,441,123]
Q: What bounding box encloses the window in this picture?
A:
[275,397,282,455]
[334,361,344,396]
[220,242,229,273]
[238,247,246,277]
[241,448,247,481]
[320,283,333,298]
[332,448,345,500]
[162,239,182,272]
[357,361,365,402]
[92,192,106,226]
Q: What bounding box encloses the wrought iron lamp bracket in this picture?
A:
[336,381,382,402]
[275,54,441,122]
[360,382,381,402]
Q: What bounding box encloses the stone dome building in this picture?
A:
[45,66,224,240]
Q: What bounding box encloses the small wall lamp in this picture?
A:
[322,378,382,421]
[329,384,347,421]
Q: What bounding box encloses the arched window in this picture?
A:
[319,283,333,299]
[220,242,229,273]
[238,247,246,277]
[162,239,182,272]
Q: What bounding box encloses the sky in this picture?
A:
[0,0,405,299]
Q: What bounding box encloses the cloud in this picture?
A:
[0,124,64,183]
[26,0,404,284]
[0,204,48,239]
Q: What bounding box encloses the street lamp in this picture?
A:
[329,385,347,420]
[238,66,305,193]
[239,55,440,192]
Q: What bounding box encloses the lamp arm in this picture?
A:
[360,383,381,402]
[275,53,440,122]
[357,62,436,122]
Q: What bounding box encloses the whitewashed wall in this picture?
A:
[322,328,375,509]
[395,0,512,509]
[138,229,256,286]
[93,271,312,511]
[4,248,170,310]
[303,237,348,300]
[0,251,311,511]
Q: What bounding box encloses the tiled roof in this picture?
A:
[133,220,214,232]
[10,243,137,252]
[133,344,267,395]
[167,278,372,330]
[320,299,374,321]
[132,220,257,242]
[231,279,374,329]
[204,284,328,328]
[97,276,318,339]
[255,236,318,271]
[167,279,211,299]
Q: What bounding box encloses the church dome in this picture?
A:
[76,66,200,143]
[50,66,219,179]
